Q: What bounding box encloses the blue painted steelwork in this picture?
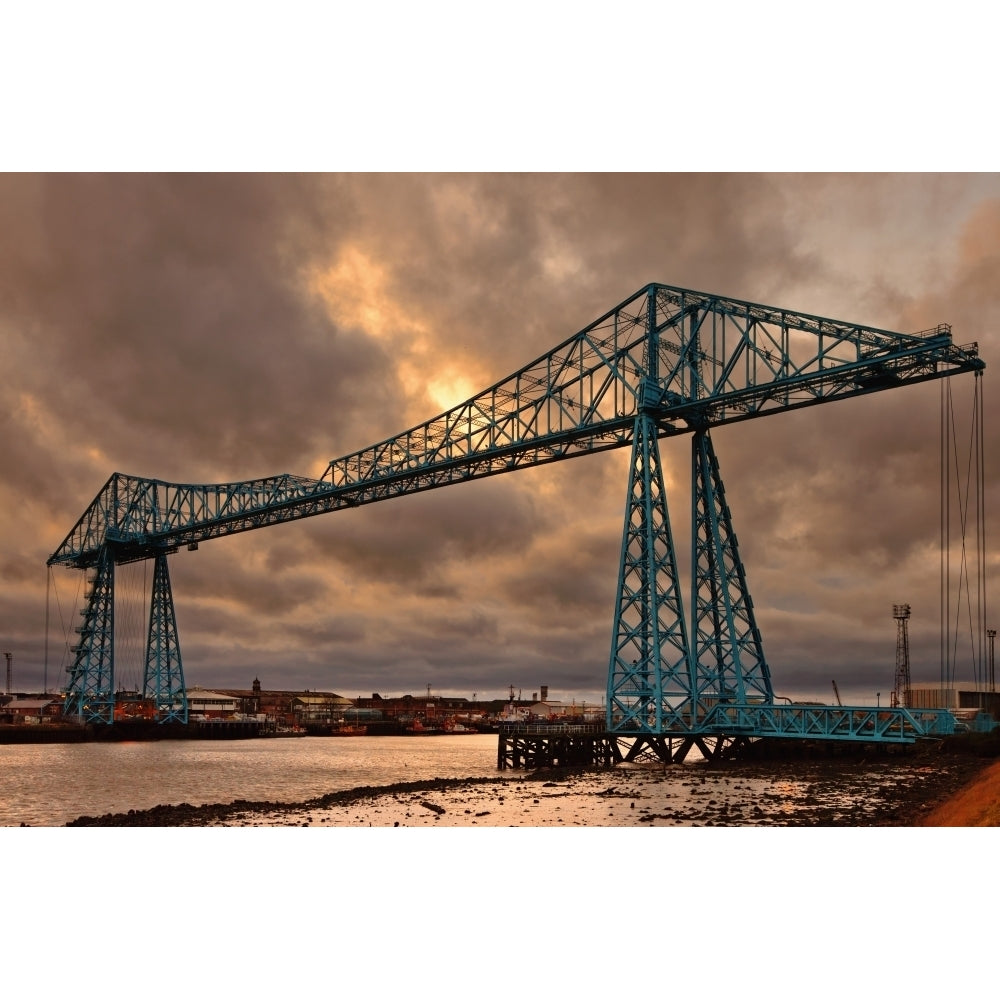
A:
[143,552,188,723]
[47,284,985,735]
[49,285,982,570]
[607,412,691,731]
[956,712,1000,734]
[700,703,956,741]
[690,429,773,715]
[64,545,115,724]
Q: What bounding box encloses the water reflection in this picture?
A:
[0,734,506,826]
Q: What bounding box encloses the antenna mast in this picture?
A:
[892,604,911,709]
[3,651,11,695]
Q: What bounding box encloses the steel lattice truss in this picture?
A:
[608,413,691,731]
[64,546,115,724]
[142,552,188,723]
[48,283,985,740]
[690,429,773,707]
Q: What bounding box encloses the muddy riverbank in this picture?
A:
[64,741,998,827]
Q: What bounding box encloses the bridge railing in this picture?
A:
[497,722,605,736]
[602,704,959,742]
[697,703,956,742]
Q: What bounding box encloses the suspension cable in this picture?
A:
[941,378,949,692]
[942,373,988,700]
[977,371,986,694]
[46,565,78,691]
[44,567,50,695]
[949,385,974,686]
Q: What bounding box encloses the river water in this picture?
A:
[0,734,513,826]
[2,732,978,830]
[3,732,982,994]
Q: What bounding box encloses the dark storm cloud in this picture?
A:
[0,174,399,484]
[711,188,1000,701]
[303,476,550,588]
[346,174,807,383]
[2,174,997,706]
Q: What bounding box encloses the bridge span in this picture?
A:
[49,283,985,758]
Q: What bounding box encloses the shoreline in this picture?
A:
[63,745,999,828]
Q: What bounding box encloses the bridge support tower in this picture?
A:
[64,546,188,724]
[606,419,774,756]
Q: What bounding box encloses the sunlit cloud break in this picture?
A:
[1,173,996,709]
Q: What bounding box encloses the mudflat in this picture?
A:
[64,745,998,827]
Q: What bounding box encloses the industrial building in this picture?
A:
[906,683,1000,719]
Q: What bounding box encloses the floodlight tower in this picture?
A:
[892,604,912,709]
[3,651,10,696]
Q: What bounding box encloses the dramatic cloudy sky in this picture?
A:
[1,173,997,706]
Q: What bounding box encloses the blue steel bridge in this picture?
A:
[48,283,985,761]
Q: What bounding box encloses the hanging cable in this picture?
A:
[44,567,50,695]
[970,372,985,692]
[941,377,949,693]
[942,373,987,699]
[975,371,985,694]
[949,385,973,687]
[977,371,986,697]
[47,565,78,684]
[116,560,147,694]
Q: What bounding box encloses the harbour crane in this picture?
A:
[48,283,984,756]
[832,680,842,707]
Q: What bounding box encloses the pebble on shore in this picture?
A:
[64,751,996,828]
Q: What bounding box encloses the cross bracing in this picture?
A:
[698,703,957,741]
[48,283,984,744]
[49,284,981,569]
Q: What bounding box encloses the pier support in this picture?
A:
[497,731,790,769]
[496,729,750,768]
[497,729,617,769]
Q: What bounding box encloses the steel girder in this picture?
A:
[63,544,188,726]
[607,703,956,746]
[607,413,691,731]
[47,284,983,570]
[64,545,116,724]
[49,472,326,570]
[143,552,188,723]
[46,283,985,738]
[690,429,773,711]
[700,703,956,741]
[608,699,958,759]
[605,425,776,736]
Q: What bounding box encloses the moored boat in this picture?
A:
[404,718,441,735]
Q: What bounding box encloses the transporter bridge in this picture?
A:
[48,283,985,758]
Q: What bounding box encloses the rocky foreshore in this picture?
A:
[64,743,998,828]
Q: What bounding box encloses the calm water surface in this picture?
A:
[0,734,507,826]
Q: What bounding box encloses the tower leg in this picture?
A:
[65,545,116,724]
[691,429,773,714]
[143,551,188,723]
[607,414,692,732]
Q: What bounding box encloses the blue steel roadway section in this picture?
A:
[47,283,984,743]
[699,703,957,741]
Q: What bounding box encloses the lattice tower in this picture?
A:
[893,603,912,709]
